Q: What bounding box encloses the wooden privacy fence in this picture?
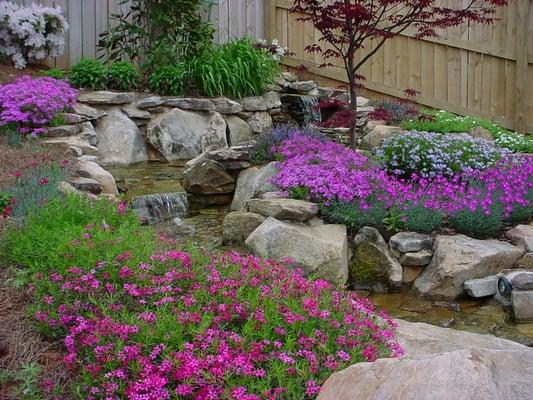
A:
[10,0,266,69]
[266,0,533,134]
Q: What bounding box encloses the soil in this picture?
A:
[0,63,45,84]
[0,270,73,400]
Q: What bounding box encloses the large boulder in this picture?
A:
[247,198,318,222]
[95,108,148,165]
[245,217,349,285]
[394,319,528,356]
[507,224,533,252]
[414,235,524,300]
[318,349,533,400]
[231,163,279,210]
[222,211,265,244]
[319,319,533,400]
[182,159,235,195]
[225,115,253,146]
[146,109,228,161]
[246,112,273,134]
[389,232,433,253]
[351,227,402,288]
[360,125,402,149]
[74,161,118,194]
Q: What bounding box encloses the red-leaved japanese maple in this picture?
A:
[291,0,507,148]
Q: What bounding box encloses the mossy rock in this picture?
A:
[350,241,389,283]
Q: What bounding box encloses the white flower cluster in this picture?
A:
[0,1,68,69]
[257,38,289,62]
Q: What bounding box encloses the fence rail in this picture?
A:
[266,0,533,134]
[10,0,266,68]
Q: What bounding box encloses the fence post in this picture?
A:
[515,0,530,134]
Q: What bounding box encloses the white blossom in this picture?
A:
[0,2,68,69]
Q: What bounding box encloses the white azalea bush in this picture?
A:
[0,2,68,69]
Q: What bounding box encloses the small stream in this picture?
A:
[106,162,533,346]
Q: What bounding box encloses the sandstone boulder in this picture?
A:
[247,198,318,222]
[389,232,433,253]
[182,159,235,195]
[361,125,402,149]
[414,235,524,300]
[318,349,533,400]
[225,115,253,146]
[75,161,118,194]
[231,163,279,210]
[222,211,265,244]
[351,227,402,288]
[78,91,134,105]
[246,112,273,134]
[146,109,227,161]
[245,217,348,285]
[95,108,148,165]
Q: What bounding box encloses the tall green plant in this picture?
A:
[98,0,215,67]
[190,38,278,98]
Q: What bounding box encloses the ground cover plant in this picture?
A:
[0,75,77,137]
[271,134,532,236]
[375,131,508,179]
[1,191,402,398]
[401,109,533,153]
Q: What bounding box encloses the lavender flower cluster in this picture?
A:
[0,75,77,136]
[375,131,508,179]
[0,2,68,68]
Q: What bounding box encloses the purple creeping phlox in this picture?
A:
[0,75,77,136]
[272,135,533,218]
[33,221,403,399]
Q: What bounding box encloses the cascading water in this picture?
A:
[299,96,322,126]
[132,192,189,225]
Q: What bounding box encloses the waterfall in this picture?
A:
[132,192,189,225]
[299,96,322,126]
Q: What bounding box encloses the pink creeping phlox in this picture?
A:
[34,221,403,399]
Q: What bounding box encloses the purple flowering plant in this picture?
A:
[272,134,533,235]
[0,75,77,137]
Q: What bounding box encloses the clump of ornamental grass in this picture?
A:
[3,193,403,399]
[0,76,77,137]
[374,131,508,180]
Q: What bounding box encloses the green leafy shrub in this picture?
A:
[401,109,533,153]
[68,58,107,90]
[106,61,140,90]
[148,64,189,95]
[98,0,214,66]
[190,38,278,98]
[40,67,66,79]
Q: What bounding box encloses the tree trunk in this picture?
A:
[346,55,358,149]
